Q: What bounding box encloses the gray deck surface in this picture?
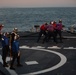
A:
[0,31,76,75]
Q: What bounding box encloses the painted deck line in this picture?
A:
[63,36,76,38]
[32,46,45,49]
[48,46,61,49]
[64,47,76,49]
[5,67,17,75]
[20,46,30,49]
[0,55,17,75]
[25,61,38,65]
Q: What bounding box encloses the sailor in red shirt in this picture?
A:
[0,24,4,40]
[37,23,48,43]
[53,21,57,30]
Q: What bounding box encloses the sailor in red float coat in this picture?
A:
[37,23,48,43]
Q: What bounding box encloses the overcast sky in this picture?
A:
[0,0,76,8]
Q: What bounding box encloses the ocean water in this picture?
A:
[0,7,76,32]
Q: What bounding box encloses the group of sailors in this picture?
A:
[0,19,63,70]
[0,27,22,70]
[37,20,63,43]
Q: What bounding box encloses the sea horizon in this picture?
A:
[0,6,76,9]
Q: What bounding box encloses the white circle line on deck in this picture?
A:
[0,47,67,75]
[20,46,67,75]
